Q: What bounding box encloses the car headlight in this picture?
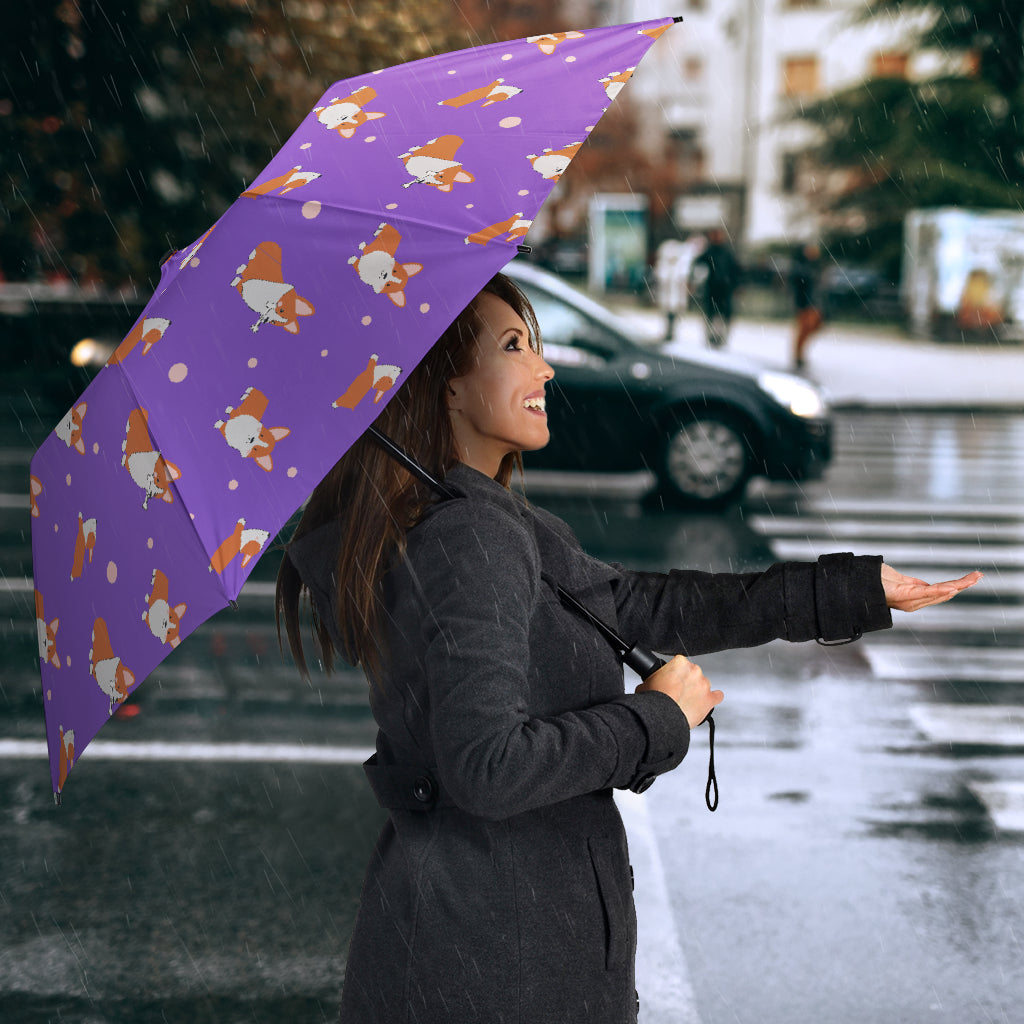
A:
[757,371,828,419]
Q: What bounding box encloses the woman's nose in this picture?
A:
[535,352,554,380]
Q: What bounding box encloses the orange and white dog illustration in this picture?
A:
[439,79,523,109]
[58,725,75,791]
[599,68,635,102]
[143,568,187,647]
[232,240,316,334]
[527,31,585,55]
[242,165,322,198]
[54,402,87,455]
[527,142,583,182]
[35,589,60,670]
[466,213,533,247]
[215,387,290,472]
[107,316,171,366]
[349,224,423,308]
[121,407,182,510]
[400,135,475,192]
[314,86,386,138]
[333,354,402,409]
[209,518,270,575]
[30,475,42,518]
[90,616,135,714]
[70,513,97,581]
[641,24,673,42]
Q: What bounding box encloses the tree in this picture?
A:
[0,0,470,288]
[792,0,1024,276]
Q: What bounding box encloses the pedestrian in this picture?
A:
[791,242,824,370]
[691,227,741,348]
[276,272,980,1024]
[653,238,693,340]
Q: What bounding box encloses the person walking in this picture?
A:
[691,227,741,348]
[791,242,824,370]
[276,272,980,1024]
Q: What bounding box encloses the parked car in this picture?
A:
[505,261,832,506]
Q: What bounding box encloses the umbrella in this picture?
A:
[30,16,680,799]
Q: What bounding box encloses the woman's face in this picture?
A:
[447,292,554,477]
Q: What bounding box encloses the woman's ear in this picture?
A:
[446,378,463,412]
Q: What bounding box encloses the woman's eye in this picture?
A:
[504,337,523,351]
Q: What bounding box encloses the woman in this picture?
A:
[277,273,979,1024]
[791,242,824,370]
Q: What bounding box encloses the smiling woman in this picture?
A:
[274,271,974,1024]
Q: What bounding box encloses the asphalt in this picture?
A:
[608,305,1024,412]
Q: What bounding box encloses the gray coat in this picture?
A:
[287,463,891,1024]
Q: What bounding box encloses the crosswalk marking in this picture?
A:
[865,645,1024,684]
[908,704,1024,748]
[967,782,1024,833]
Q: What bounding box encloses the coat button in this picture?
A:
[412,775,437,803]
[631,773,656,794]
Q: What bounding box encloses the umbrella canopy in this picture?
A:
[30,16,678,797]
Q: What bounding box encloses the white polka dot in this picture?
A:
[168,363,188,383]
[147,537,154,549]
[499,116,522,129]
[228,480,239,491]
[362,315,372,326]
[386,203,398,210]
[321,348,329,357]
[188,257,200,268]
[302,200,321,219]
[419,303,430,314]
[502,53,513,61]
[248,357,258,369]
[92,442,99,454]
[106,561,117,584]
[287,467,298,478]
[565,56,576,63]
[300,142,312,150]
[518,189,530,196]
[65,474,71,486]
[447,69,457,75]
[365,136,376,143]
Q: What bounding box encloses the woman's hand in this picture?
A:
[881,564,983,612]
[636,654,723,729]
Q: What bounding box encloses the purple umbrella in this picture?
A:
[29,16,679,798]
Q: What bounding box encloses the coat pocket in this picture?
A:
[588,836,631,970]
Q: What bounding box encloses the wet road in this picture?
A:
[2,402,1023,1022]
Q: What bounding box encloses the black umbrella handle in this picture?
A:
[623,643,717,812]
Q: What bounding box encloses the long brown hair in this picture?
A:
[276,272,541,680]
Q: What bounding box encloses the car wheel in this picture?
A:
[658,412,752,506]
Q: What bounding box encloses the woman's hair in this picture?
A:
[275,272,541,680]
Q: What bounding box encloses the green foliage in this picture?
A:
[795,0,1024,274]
[0,0,468,288]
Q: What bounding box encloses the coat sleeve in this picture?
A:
[609,553,892,657]
[406,502,690,820]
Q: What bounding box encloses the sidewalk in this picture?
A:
[610,305,1024,411]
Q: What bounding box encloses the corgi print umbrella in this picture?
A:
[29,16,679,798]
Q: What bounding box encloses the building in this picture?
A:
[614,0,928,252]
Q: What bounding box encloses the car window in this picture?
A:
[519,285,622,361]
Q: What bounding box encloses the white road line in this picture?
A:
[748,516,1024,542]
[767,538,1024,568]
[0,738,375,764]
[908,704,1024,748]
[968,781,1024,833]
[616,789,702,1024]
[797,499,1024,520]
[865,644,1024,684]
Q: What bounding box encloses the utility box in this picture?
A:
[588,194,649,294]
[903,208,1024,342]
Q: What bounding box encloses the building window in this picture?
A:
[871,51,909,79]
[684,56,703,82]
[782,56,819,98]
